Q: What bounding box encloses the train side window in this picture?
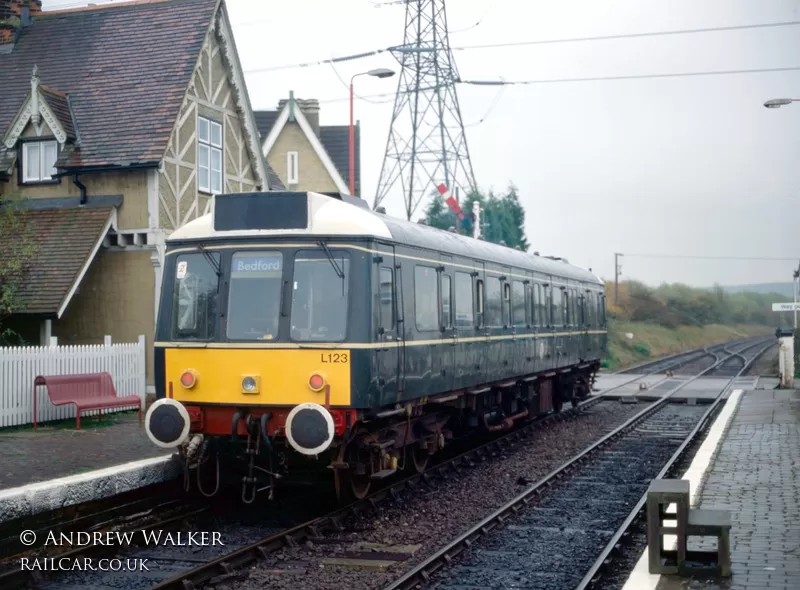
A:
[585,292,594,327]
[379,267,394,331]
[525,283,533,327]
[486,276,502,327]
[476,278,485,327]
[441,274,452,330]
[512,280,526,327]
[455,272,474,328]
[544,285,552,327]
[600,294,607,326]
[551,287,562,327]
[502,281,512,327]
[563,289,570,326]
[414,265,439,332]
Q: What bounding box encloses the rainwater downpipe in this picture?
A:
[72,174,87,204]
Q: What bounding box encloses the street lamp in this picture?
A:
[764,98,800,109]
[349,68,395,195]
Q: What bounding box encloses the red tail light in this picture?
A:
[180,369,197,389]
[309,373,325,392]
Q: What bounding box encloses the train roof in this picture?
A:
[168,191,603,285]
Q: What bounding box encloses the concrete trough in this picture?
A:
[0,454,181,524]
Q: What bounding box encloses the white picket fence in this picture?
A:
[0,335,146,428]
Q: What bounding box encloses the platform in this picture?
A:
[595,373,766,402]
[622,388,800,590]
[0,411,178,523]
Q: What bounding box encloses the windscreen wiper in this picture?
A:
[317,240,344,279]
[197,244,221,278]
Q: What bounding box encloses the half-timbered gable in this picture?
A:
[0,0,281,389]
[157,2,270,232]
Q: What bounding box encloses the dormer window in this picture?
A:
[22,140,58,183]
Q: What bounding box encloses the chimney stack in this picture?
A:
[1,1,42,48]
[278,96,320,137]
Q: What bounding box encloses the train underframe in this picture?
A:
[175,363,598,504]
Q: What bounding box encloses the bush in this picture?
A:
[632,343,650,356]
[606,280,791,330]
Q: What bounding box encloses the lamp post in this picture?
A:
[349,68,395,196]
[763,98,800,108]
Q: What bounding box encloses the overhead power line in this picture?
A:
[311,64,800,104]
[242,20,800,75]
[460,66,800,86]
[453,20,800,52]
[624,254,800,262]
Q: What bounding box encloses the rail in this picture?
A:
[380,337,773,590]
[573,338,774,590]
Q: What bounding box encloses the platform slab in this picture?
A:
[0,412,178,523]
[623,389,800,590]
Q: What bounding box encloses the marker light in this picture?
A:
[180,369,198,389]
[242,376,259,393]
[309,373,325,392]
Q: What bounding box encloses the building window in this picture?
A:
[22,140,57,183]
[198,116,222,194]
[287,151,299,184]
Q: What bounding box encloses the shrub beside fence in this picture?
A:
[0,335,146,428]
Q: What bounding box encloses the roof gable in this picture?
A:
[255,109,360,194]
[0,0,219,170]
[260,101,350,194]
[2,66,74,149]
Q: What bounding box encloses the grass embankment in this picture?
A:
[605,321,772,372]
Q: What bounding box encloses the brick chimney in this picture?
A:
[279,95,320,137]
[0,0,42,48]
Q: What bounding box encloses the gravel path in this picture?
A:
[226,400,651,590]
[743,342,778,376]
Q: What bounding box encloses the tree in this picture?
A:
[0,193,39,345]
[421,184,530,251]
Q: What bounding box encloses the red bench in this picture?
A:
[33,372,142,430]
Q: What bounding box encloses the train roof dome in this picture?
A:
[168,191,602,285]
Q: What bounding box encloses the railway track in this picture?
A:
[0,336,773,589]
[382,339,773,590]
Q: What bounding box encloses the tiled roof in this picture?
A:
[40,85,77,140]
[0,0,218,170]
[319,125,360,196]
[0,203,112,315]
[255,110,361,195]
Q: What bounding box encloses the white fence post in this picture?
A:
[0,337,148,428]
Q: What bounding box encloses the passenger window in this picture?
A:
[379,267,394,331]
[441,274,452,329]
[551,287,562,327]
[485,277,502,327]
[414,265,439,332]
[455,272,474,328]
[544,285,552,327]
[600,294,607,326]
[502,282,512,327]
[476,278,485,327]
[563,289,570,326]
[512,281,526,327]
[524,283,532,327]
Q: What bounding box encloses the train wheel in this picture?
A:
[342,428,373,501]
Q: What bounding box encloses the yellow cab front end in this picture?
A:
[147,237,360,459]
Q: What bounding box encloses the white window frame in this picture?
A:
[22,140,58,183]
[287,151,299,184]
[198,116,223,194]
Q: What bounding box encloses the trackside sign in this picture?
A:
[772,302,800,312]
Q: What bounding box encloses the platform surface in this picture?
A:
[0,411,171,491]
[655,389,800,590]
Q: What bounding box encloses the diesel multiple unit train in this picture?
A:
[145,191,608,502]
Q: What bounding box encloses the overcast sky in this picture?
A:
[43,0,800,289]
